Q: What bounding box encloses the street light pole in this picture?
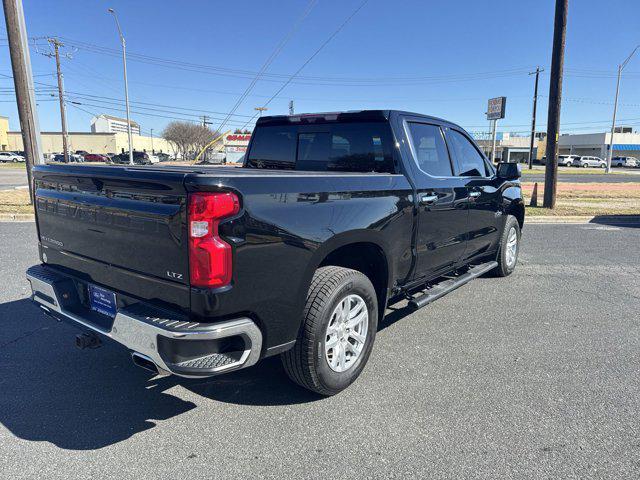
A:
[108,8,133,166]
[606,45,639,173]
[255,107,268,117]
[150,128,154,153]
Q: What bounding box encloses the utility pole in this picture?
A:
[605,45,639,173]
[108,8,133,165]
[150,128,154,153]
[528,66,543,170]
[3,0,43,204]
[289,100,294,115]
[201,115,211,127]
[255,107,268,117]
[48,38,70,163]
[543,0,568,209]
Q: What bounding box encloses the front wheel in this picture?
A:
[490,215,521,277]
[281,266,378,396]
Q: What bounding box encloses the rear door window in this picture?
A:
[406,123,453,177]
[446,129,490,177]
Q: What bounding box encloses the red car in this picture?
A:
[83,153,108,162]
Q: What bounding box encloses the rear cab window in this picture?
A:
[246,121,396,173]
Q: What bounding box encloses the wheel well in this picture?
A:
[319,242,389,319]
[507,202,525,228]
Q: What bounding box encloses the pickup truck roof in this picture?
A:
[257,109,461,130]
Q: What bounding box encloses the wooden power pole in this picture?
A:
[528,66,543,170]
[2,0,43,203]
[543,0,568,209]
[48,38,70,163]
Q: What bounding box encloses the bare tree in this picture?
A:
[161,121,220,160]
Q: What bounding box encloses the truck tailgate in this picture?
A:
[34,165,190,310]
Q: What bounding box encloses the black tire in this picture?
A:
[491,215,521,277]
[281,266,378,396]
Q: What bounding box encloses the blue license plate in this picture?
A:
[88,284,117,318]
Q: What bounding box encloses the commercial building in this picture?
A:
[1,113,170,155]
[91,114,141,135]
[6,130,172,155]
[0,115,9,151]
[558,129,640,158]
[473,132,546,163]
[223,133,251,163]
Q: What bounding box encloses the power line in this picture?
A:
[44,36,537,86]
[240,0,371,130]
[214,0,318,133]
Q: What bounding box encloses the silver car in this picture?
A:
[611,156,638,168]
[574,156,606,168]
[0,151,25,163]
[557,155,579,166]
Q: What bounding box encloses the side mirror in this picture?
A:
[497,162,521,180]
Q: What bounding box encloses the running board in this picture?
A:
[408,261,498,310]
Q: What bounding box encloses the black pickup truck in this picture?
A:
[26,110,524,395]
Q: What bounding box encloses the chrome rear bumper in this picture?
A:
[26,265,262,378]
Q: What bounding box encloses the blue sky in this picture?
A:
[1,0,639,137]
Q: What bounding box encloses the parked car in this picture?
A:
[83,153,109,162]
[574,156,606,168]
[111,151,154,165]
[26,110,525,395]
[611,156,638,168]
[156,152,171,162]
[557,155,579,166]
[51,153,83,163]
[0,151,25,163]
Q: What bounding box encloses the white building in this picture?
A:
[558,130,640,158]
[91,114,141,136]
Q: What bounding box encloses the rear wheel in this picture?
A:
[281,266,378,396]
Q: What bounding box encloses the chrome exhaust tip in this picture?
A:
[131,352,164,375]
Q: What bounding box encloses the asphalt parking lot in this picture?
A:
[1,221,639,479]
[0,167,28,190]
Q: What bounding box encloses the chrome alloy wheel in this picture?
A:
[324,294,369,373]
[505,226,518,268]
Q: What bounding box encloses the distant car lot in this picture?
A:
[1,221,639,478]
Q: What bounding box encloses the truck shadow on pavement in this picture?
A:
[0,298,321,450]
[590,215,640,229]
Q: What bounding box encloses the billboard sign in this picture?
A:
[487,96,507,120]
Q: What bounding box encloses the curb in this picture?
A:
[527,215,640,224]
[0,213,35,222]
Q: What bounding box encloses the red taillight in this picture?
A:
[188,192,240,288]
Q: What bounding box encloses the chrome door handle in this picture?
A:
[469,190,481,198]
[419,193,439,205]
